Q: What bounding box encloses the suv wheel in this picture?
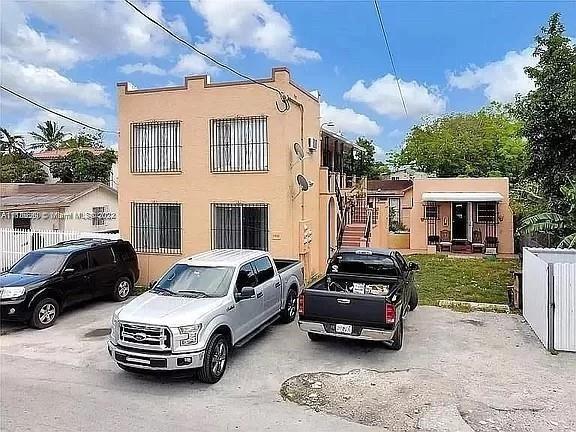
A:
[197,333,229,384]
[280,289,298,323]
[30,298,60,329]
[113,277,132,302]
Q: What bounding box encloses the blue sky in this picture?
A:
[1,0,574,159]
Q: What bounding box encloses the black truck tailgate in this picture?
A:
[302,290,388,328]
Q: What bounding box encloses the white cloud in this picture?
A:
[21,0,189,59]
[320,102,382,136]
[344,74,447,119]
[448,47,537,102]
[120,63,167,76]
[0,1,84,69]
[1,58,110,108]
[189,0,320,62]
[171,53,218,76]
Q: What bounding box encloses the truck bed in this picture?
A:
[273,258,300,273]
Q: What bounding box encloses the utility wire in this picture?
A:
[0,85,118,134]
[373,0,408,117]
[123,0,290,112]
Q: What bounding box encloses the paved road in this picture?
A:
[1,301,575,431]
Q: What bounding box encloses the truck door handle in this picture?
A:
[226,304,235,311]
[275,282,281,288]
[257,292,264,298]
[337,298,350,304]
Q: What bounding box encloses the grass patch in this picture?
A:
[408,254,519,306]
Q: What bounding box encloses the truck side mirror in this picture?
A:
[235,287,255,301]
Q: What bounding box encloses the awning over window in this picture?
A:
[421,192,503,202]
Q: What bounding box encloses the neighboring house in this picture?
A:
[117,67,361,283]
[367,179,413,230]
[34,149,119,189]
[382,166,433,180]
[0,182,118,232]
[368,177,514,254]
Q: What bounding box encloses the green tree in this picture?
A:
[344,137,379,178]
[516,13,576,200]
[0,127,26,153]
[516,179,576,248]
[49,148,116,183]
[392,104,527,182]
[0,153,48,183]
[29,121,68,150]
[60,130,104,149]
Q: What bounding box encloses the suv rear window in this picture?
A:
[330,252,399,277]
[90,247,115,267]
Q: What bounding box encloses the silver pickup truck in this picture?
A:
[108,249,303,383]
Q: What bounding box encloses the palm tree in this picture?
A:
[516,179,576,248]
[0,127,26,154]
[29,120,68,151]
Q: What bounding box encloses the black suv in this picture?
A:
[0,239,139,329]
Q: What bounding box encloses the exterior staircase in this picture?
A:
[340,223,365,247]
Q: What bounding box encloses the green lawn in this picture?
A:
[408,254,519,305]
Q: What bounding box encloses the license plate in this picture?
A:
[335,324,352,334]
[126,356,151,365]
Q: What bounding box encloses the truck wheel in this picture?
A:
[280,288,298,323]
[30,297,60,329]
[307,332,324,342]
[388,319,403,351]
[112,277,133,302]
[197,333,229,384]
[409,289,418,311]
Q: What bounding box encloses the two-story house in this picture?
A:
[117,68,360,283]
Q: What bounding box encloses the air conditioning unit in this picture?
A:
[307,137,318,152]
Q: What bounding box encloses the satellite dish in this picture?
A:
[296,174,310,191]
[293,142,305,160]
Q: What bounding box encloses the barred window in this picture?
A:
[92,206,106,227]
[210,116,268,172]
[211,203,268,251]
[476,202,497,223]
[131,203,182,254]
[131,121,181,173]
[424,205,438,220]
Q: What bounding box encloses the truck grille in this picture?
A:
[119,322,171,351]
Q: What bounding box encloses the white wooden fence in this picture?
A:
[523,248,576,352]
[0,228,119,271]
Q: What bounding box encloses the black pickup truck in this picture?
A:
[298,247,419,350]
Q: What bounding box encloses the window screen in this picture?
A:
[131,203,182,254]
[131,121,181,173]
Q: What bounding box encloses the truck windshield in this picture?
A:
[330,253,399,277]
[154,264,234,298]
[10,252,68,275]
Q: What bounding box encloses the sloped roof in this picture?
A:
[367,180,413,194]
[0,182,116,209]
[33,148,106,159]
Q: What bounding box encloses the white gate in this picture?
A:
[522,248,576,353]
[0,228,119,271]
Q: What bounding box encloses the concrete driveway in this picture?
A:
[1,300,575,432]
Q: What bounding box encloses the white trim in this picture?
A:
[422,192,503,202]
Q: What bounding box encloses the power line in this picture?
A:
[0,85,118,134]
[373,0,408,117]
[122,0,290,112]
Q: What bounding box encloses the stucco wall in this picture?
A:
[118,68,324,283]
[65,188,119,232]
[409,178,514,253]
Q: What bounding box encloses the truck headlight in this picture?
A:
[179,324,202,346]
[0,286,26,299]
[110,314,120,342]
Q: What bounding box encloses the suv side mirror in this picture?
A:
[235,286,255,301]
[63,267,75,276]
[408,262,419,271]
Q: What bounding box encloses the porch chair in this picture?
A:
[439,230,452,252]
[471,230,485,253]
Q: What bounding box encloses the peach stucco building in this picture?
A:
[117,68,358,284]
[368,177,514,254]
